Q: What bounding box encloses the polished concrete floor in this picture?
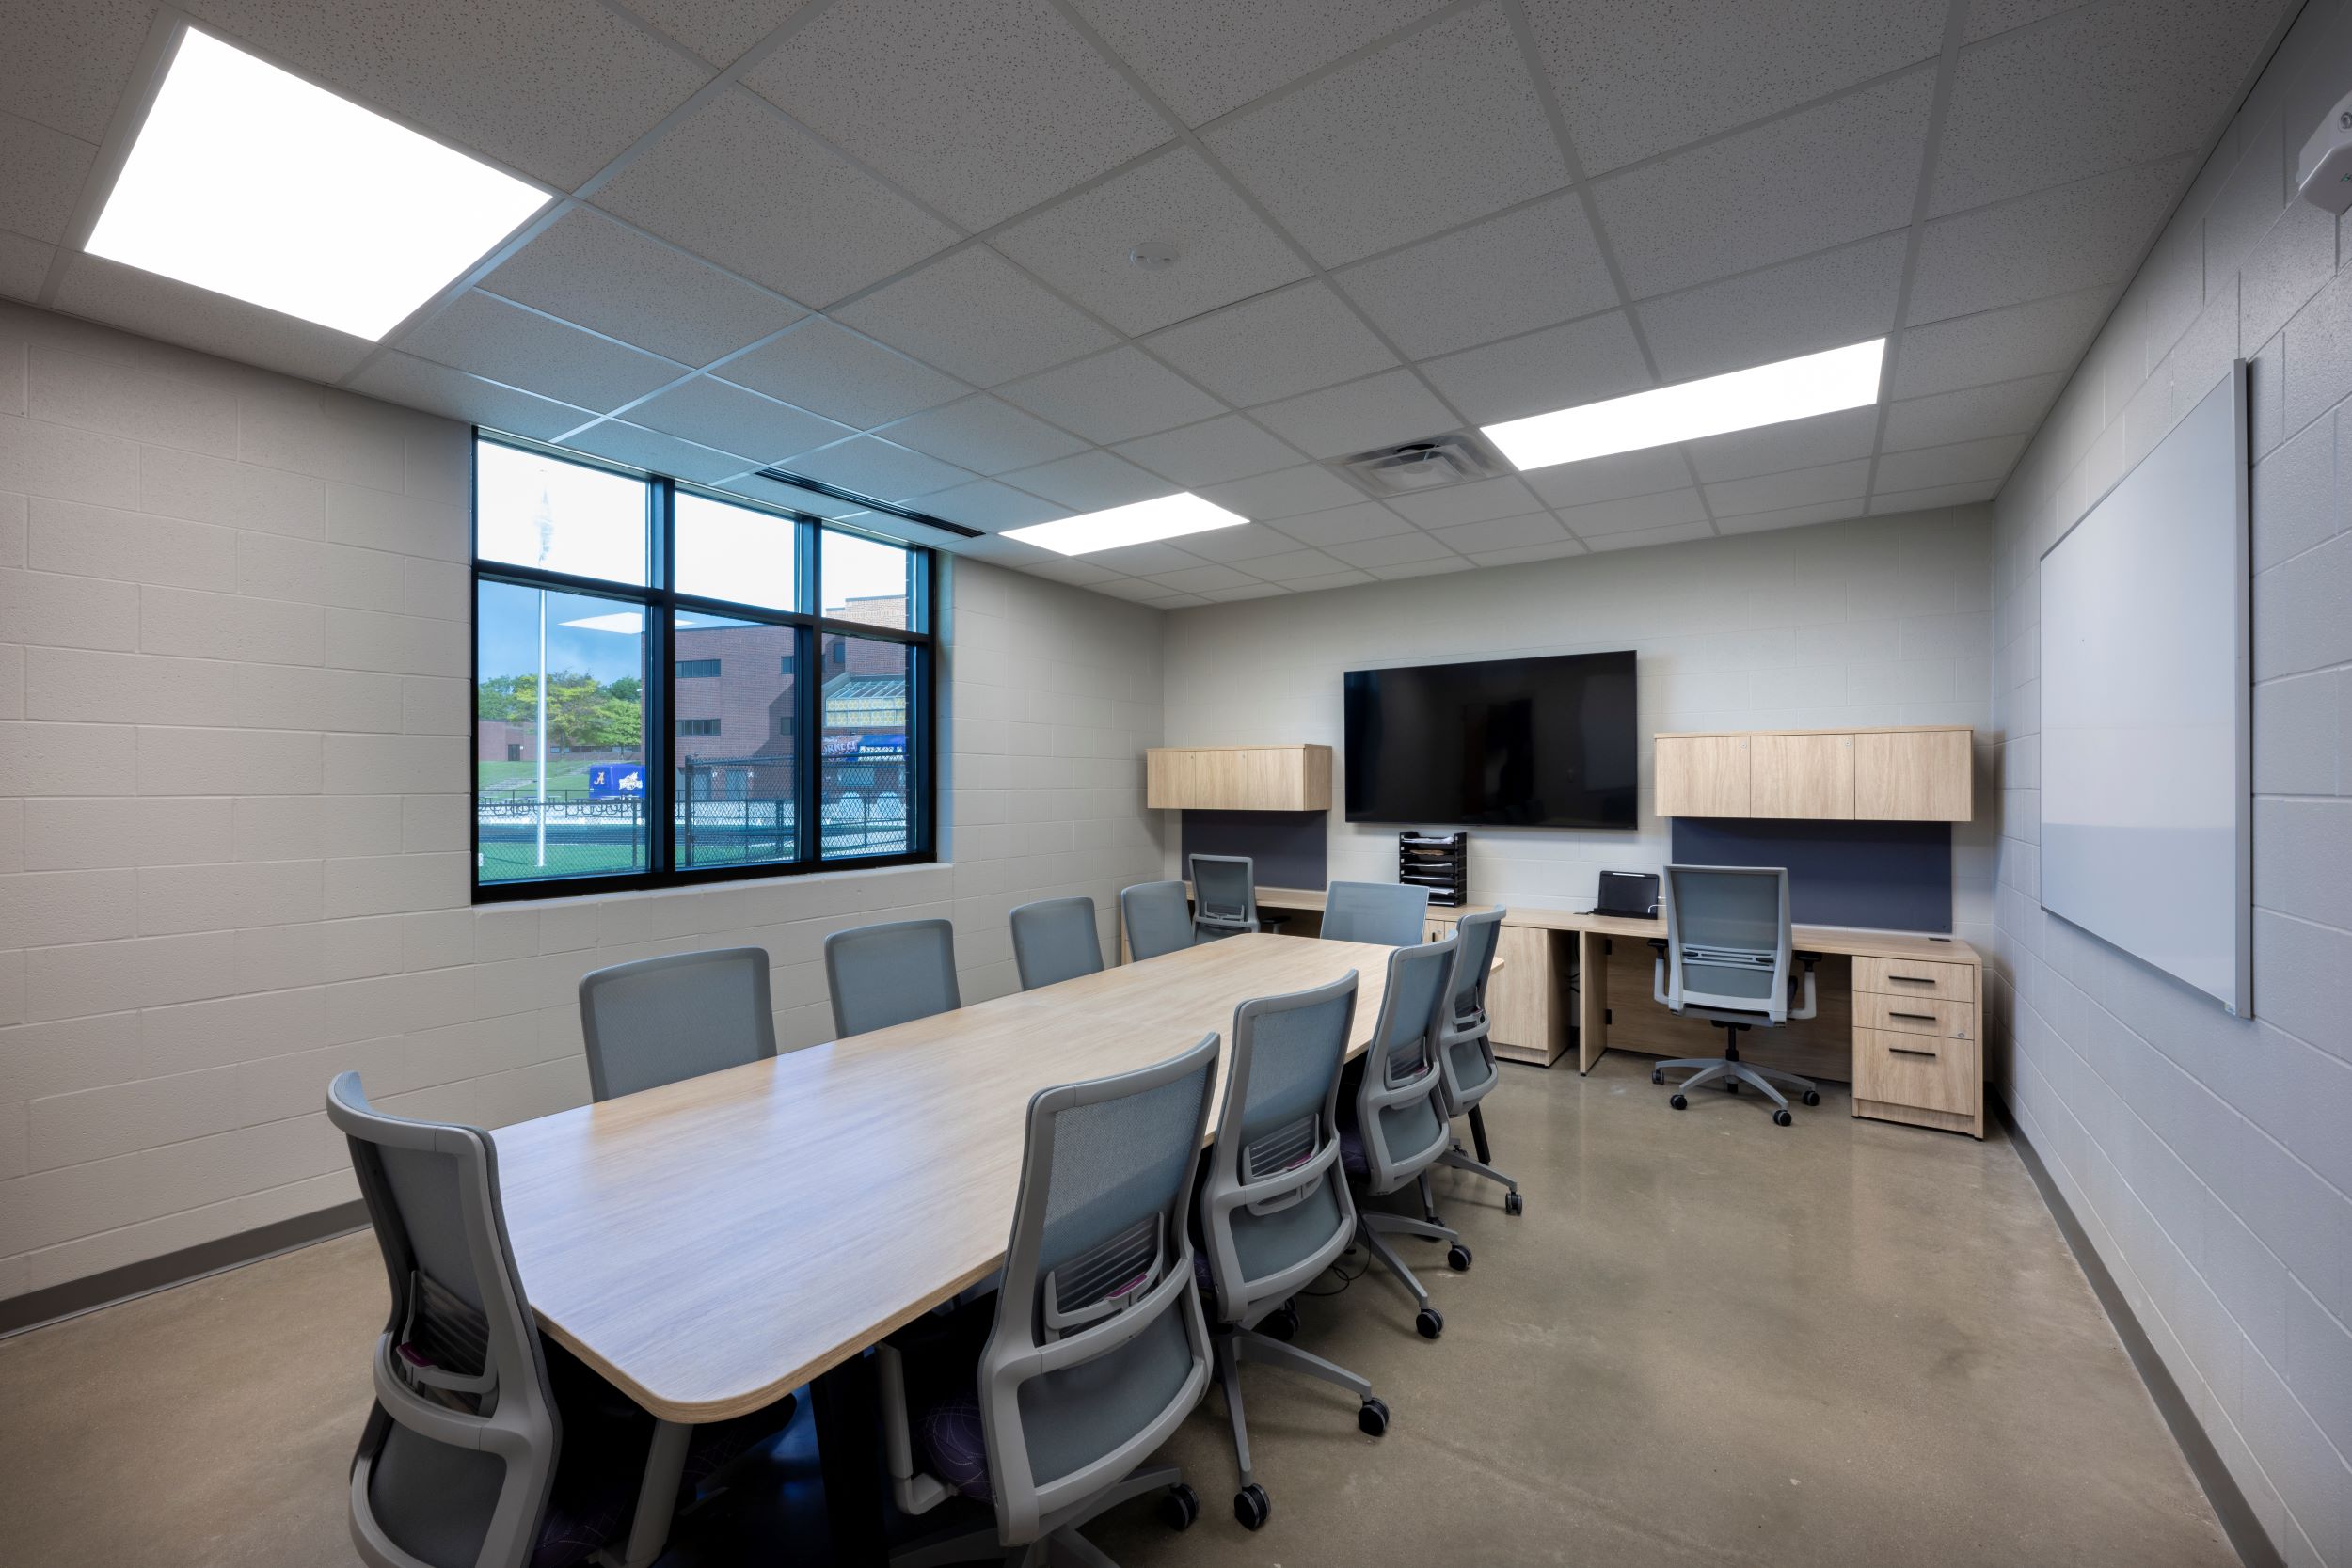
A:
[0,1053,2234,1568]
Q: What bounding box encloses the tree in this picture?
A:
[475,670,643,749]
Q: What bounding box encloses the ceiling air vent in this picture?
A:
[1330,431,1509,498]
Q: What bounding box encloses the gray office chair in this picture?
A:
[1429,908,1521,1216]
[1648,864,1823,1126]
[1321,879,1430,947]
[825,917,961,1038]
[1339,934,1468,1339]
[578,946,775,1101]
[1187,854,1259,942]
[1197,973,1387,1530]
[1009,896,1104,991]
[1120,879,1196,962]
[329,1073,783,1568]
[878,1036,1220,1565]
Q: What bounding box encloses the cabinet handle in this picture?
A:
[1889,1045,1939,1057]
[1888,974,1934,984]
[1888,1010,1939,1022]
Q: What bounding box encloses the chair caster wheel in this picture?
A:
[1446,1243,1472,1272]
[1162,1483,1199,1531]
[1773,1109,1793,1127]
[1264,1303,1299,1341]
[1503,1191,1523,1216]
[1669,1093,1688,1110]
[1233,1483,1270,1530]
[1802,1090,1820,1106]
[1358,1396,1391,1436]
[1651,1069,1663,1085]
[1416,1307,1444,1339]
[1725,1079,1739,1093]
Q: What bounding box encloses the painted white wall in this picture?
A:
[1985,0,2352,1560]
[1161,505,1999,946]
[0,299,1166,1300]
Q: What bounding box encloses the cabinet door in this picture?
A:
[1750,733,1853,818]
[1852,730,1973,820]
[1654,736,1750,816]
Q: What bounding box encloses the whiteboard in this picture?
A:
[2040,368,2249,1015]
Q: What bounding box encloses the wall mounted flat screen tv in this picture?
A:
[1343,651,1638,828]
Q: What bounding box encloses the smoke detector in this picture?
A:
[1330,431,1509,497]
[1128,242,1178,271]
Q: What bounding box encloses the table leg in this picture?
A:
[1578,930,1608,1074]
[596,1418,690,1568]
[815,1350,890,1564]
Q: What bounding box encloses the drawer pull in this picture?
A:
[1888,974,1935,984]
[1888,1045,1939,1057]
[1888,1010,1939,1022]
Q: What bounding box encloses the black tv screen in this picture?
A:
[1343,651,1638,829]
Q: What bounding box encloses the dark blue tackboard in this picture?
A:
[1181,810,1328,891]
[1669,818,1952,933]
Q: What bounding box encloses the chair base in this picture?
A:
[1213,1323,1375,1494]
[891,1464,1188,1568]
[1657,1055,1817,1117]
[1355,1209,1456,1316]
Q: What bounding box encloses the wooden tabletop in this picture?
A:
[493,933,1401,1423]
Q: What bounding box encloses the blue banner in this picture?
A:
[589,764,646,799]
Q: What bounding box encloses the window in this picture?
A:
[471,436,933,898]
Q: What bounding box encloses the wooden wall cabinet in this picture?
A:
[1146,744,1332,812]
[1853,728,1974,820]
[1653,735,1751,817]
[1654,727,1971,822]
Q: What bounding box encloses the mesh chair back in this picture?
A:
[1187,854,1258,940]
[977,1037,1217,1543]
[825,918,961,1038]
[1200,974,1359,1328]
[1662,864,1794,1018]
[1438,908,1504,1115]
[1120,880,1195,962]
[1352,935,1458,1195]
[1009,897,1104,991]
[329,1071,558,1568]
[579,946,775,1101]
[1322,880,1430,947]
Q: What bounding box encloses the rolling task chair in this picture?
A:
[1430,908,1521,1216]
[825,918,961,1037]
[1196,973,1389,1530]
[578,947,775,1101]
[1009,896,1104,991]
[878,1037,1220,1566]
[1648,864,1824,1126]
[1120,879,1196,961]
[1187,853,1259,942]
[1320,879,1430,947]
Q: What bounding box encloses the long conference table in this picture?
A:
[495,931,1406,1567]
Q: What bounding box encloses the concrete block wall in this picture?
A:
[1159,504,1999,949]
[0,299,1166,1302]
[1985,1,2352,1560]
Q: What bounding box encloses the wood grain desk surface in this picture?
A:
[494,933,1400,1424]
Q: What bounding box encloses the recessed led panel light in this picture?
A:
[86,27,548,341]
[1003,493,1250,556]
[1481,339,1887,472]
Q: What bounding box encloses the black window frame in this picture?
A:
[469,431,938,903]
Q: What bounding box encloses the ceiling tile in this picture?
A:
[1582,520,1713,552]
[1145,562,1263,593]
[1526,0,1945,175]
[620,0,813,66]
[1554,486,1710,537]
[1243,547,1355,581]
[628,375,851,463]
[1195,462,1365,518]
[1283,567,1377,591]
[0,234,58,303]
[1712,498,1867,533]
[594,90,957,307]
[1145,280,1395,407]
[788,434,973,499]
[480,208,802,368]
[1906,157,2191,324]
[0,113,97,245]
[349,351,599,439]
[1247,369,1457,458]
[1095,575,1186,601]
[1469,537,1588,566]
[1167,521,1315,562]
[1870,433,2027,492]
[871,394,1087,474]
[1068,0,1449,126]
[564,419,751,482]
[991,147,1313,337]
[741,0,1168,230]
[1682,407,1879,484]
[834,246,1118,388]
[1635,233,1908,381]
[1428,512,1569,553]
[1367,556,1473,580]
[1388,474,1542,529]
[1324,530,1455,568]
[1418,312,1651,425]
[998,449,1171,511]
[1088,541,1212,576]
[0,0,151,143]
[715,317,966,428]
[1889,284,2113,398]
[1021,557,1125,586]
[1868,479,2001,511]
[906,478,1071,531]
[398,292,686,411]
[1200,581,1291,601]
[1266,500,1411,546]
[1112,414,1303,487]
[1929,0,2276,217]
[1333,193,1618,361]
[1594,67,1934,298]
[52,256,373,386]
[1963,0,2087,42]
[948,532,1058,568]
[1200,4,1569,267]
[993,347,1223,443]
[1702,458,1872,517]
[712,472,876,516]
[1882,372,2063,451]
[187,0,707,188]
[1521,446,1693,509]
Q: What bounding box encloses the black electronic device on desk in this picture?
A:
[1399,831,1467,907]
[1588,870,1659,919]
